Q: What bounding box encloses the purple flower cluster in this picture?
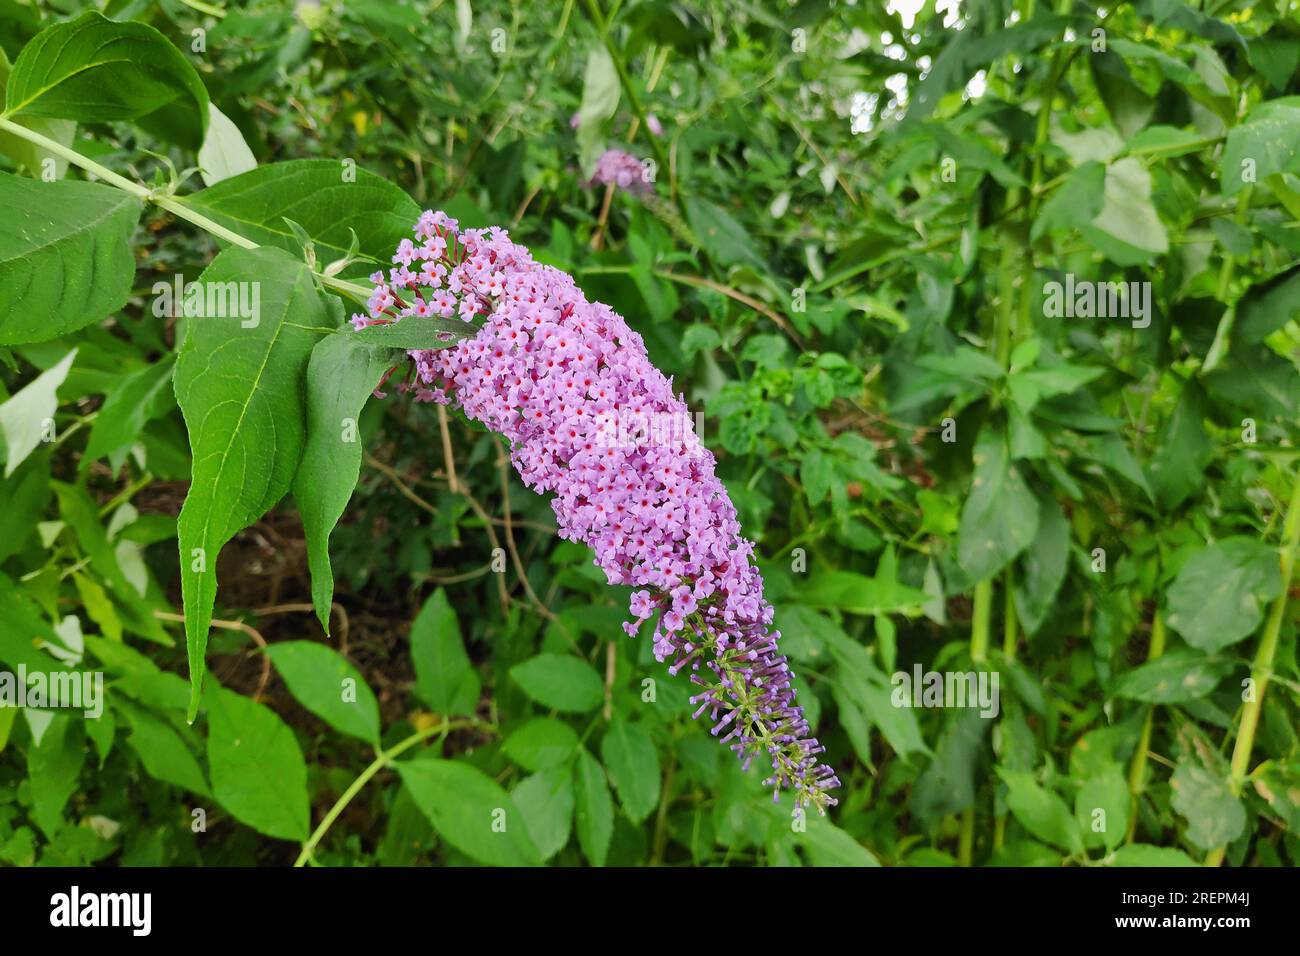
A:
[355,211,839,811]
[587,148,654,195]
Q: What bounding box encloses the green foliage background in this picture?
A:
[0,0,1297,867]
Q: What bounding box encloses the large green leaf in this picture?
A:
[957,423,1039,584]
[1165,537,1284,652]
[397,757,541,866]
[292,333,396,632]
[185,159,419,277]
[265,641,380,743]
[0,173,140,345]
[174,246,331,718]
[409,587,480,716]
[205,683,309,841]
[2,11,209,149]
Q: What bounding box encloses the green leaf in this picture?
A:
[908,710,987,829]
[409,587,480,716]
[801,815,881,866]
[1233,261,1300,345]
[510,653,604,713]
[1109,843,1199,866]
[1146,381,1212,510]
[998,769,1084,854]
[186,159,419,278]
[1165,537,1284,652]
[572,748,613,866]
[351,316,475,350]
[503,717,580,772]
[198,103,256,187]
[685,196,763,269]
[511,767,574,862]
[291,333,395,632]
[1074,766,1129,851]
[265,641,380,743]
[1112,648,1234,703]
[0,49,75,179]
[27,714,83,837]
[1170,761,1246,851]
[174,246,329,719]
[0,172,141,345]
[574,45,620,174]
[2,11,209,149]
[120,702,210,796]
[205,682,309,841]
[397,757,541,866]
[1221,96,1300,196]
[1032,162,1105,240]
[81,354,176,475]
[1078,159,1169,265]
[600,716,660,823]
[958,423,1040,583]
[0,348,75,476]
[1013,494,1069,636]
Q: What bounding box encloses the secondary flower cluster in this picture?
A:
[586,148,654,195]
[354,212,839,811]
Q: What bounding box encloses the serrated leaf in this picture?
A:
[174,247,330,718]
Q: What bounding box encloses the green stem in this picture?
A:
[1125,612,1167,842]
[1205,474,1300,866]
[960,577,995,865]
[0,116,373,306]
[293,718,490,867]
